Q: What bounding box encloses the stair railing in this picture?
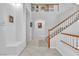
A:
[48,10,79,48]
[61,33,79,51]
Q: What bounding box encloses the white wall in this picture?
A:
[0,26,6,55]
[32,8,58,39]
[0,3,9,55]
[0,3,26,55]
[32,3,77,39]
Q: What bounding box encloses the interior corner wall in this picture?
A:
[25,3,33,42]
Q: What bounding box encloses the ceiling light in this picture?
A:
[11,3,22,7]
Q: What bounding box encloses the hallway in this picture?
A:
[0,3,79,56]
[20,39,62,56]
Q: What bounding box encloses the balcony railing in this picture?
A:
[31,4,59,12]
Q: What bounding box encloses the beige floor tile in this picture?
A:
[20,39,62,56]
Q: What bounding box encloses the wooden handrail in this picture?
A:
[61,33,79,38]
[49,10,79,31]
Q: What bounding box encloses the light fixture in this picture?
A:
[11,3,16,6]
[11,3,22,7]
[16,3,22,7]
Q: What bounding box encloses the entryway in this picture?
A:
[20,39,62,56]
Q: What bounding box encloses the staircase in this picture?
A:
[48,10,79,48]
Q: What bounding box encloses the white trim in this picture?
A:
[50,47,63,56]
[56,47,64,56]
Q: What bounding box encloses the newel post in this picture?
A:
[48,30,50,48]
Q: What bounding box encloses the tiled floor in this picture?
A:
[20,39,62,56]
